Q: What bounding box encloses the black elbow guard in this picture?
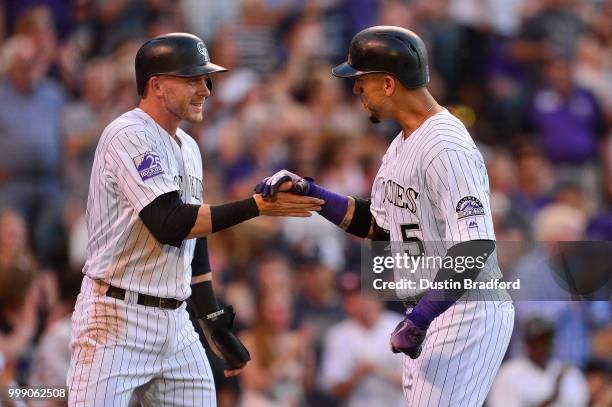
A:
[139,191,199,247]
[346,198,373,238]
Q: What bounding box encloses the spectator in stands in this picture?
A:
[509,204,610,368]
[584,359,612,407]
[61,58,117,205]
[94,0,152,55]
[510,0,585,65]
[0,262,40,387]
[526,57,605,173]
[293,242,344,345]
[28,270,82,406]
[0,34,66,265]
[488,316,589,407]
[514,144,556,211]
[573,33,612,122]
[0,210,35,271]
[12,4,58,74]
[319,272,403,407]
[239,290,314,406]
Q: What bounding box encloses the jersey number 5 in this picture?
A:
[400,223,425,256]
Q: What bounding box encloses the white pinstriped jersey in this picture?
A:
[370,109,502,298]
[83,108,203,300]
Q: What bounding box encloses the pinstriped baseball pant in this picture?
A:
[403,299,514,407]
[67,276,216,406]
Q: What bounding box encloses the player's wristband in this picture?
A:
[302,180,348,225]
[210,197,259,233]
[190,279,219,315]
[408,300,453,329]
[346,198,372,238]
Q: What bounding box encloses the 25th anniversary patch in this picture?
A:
[133,151,164,181]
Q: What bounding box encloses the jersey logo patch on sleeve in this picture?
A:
[133,151,164,181]
[456,196,485,219]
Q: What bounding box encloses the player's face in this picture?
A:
[158,75,211,123]
[352,74,387,123]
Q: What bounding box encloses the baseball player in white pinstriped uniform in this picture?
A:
[256,26,514,406]
[369,107,515,407]
[67,33,323,406]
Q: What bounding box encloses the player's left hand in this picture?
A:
[196,306,251,370]
[390,314,427,359]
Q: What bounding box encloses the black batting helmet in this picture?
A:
[135,32,227,96]
[332,26,429,89]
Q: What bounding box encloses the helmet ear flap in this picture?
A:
[206,77,212,92]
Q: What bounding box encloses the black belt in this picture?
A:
[105,285,184,310]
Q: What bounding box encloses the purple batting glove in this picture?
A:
[254,169,348,225]
[389,313,428,359]
[254,170,310,198]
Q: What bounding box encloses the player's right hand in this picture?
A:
[390,315,427,359]
[254,169,311,198]
[253,192,323,217]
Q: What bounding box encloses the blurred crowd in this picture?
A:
[0,0,611,406]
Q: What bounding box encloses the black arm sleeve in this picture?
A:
[139,191,199,248]
[140,193,261,246]
[191,238,211,277]
[209,198,259,233]
[432,239,496,301]
[406,239,497,330]
[189,239,219,315]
